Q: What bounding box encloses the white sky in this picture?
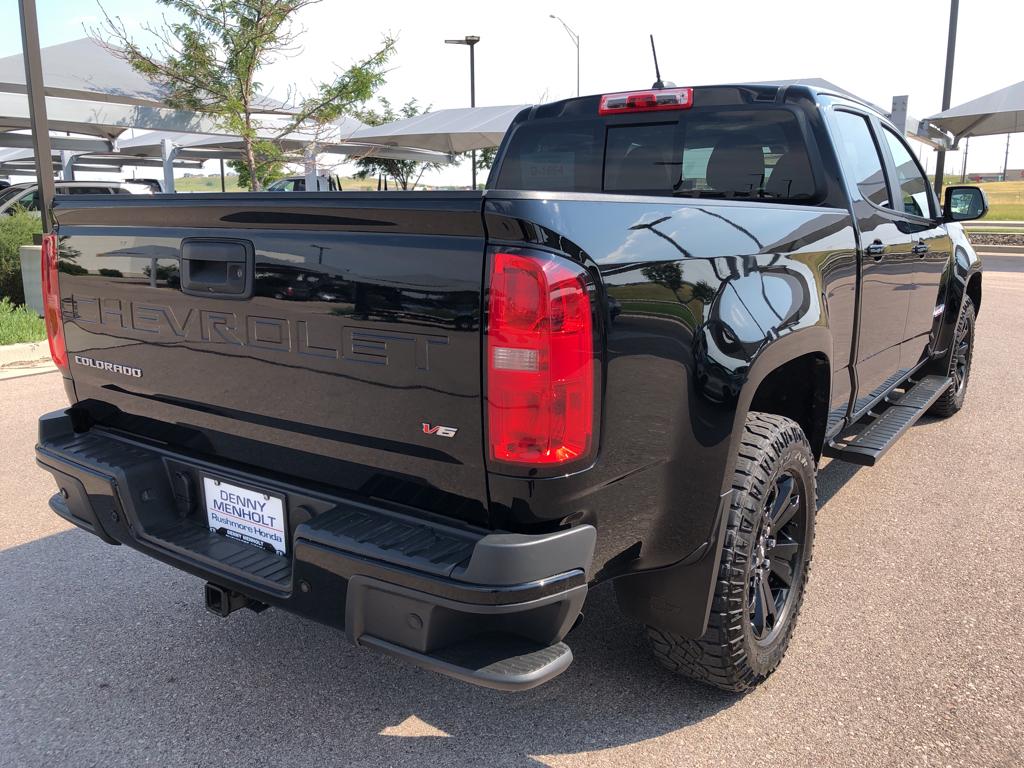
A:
[1,0,1022,186]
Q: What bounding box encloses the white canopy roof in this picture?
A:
[0,37,288,113]
[116,128,453,163]
[349,105,529,154]
[0,146,201,174]
[0,38,286,139]
[928,80,1024,139]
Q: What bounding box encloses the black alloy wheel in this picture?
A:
[929,295,976,417]
[748,471,808,645]
[645,412,817,692]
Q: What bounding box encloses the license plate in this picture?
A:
[203,477,287,556]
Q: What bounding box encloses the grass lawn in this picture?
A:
[173,174,245,193]
[0,298,46,345]
[971,180,1024,220]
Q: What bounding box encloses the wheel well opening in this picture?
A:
[749,353,830,459]
[966,273,982,315]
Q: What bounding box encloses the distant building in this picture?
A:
[965,170,1023,182]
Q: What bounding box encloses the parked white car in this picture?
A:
[0,181,151,215]
[265,174,342,192]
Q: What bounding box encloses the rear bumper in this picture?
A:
[36,409,594,691]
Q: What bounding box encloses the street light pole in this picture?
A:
[1003,133,1012,182]
[445,35,480,189]
[933,0,959,198]
[549,15,580,97]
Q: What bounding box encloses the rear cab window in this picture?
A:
[493,98,821,205]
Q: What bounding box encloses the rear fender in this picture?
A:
[614,320,833,638]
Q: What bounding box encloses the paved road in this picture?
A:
[2,270,1023,768]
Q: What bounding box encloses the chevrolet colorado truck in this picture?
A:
[35,83,987,692]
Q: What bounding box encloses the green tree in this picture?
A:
[227,158,285,191]
[475,146,498,172]
[353,99,445,190]
[691,280,717,305]
[96,0,394,190]
[641,262,685,301]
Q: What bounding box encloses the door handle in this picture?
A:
[912,240,929,256]
[865,240,886,259]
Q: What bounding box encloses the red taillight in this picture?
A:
[40,232,68,374]
[598,87,693,115]
[486,251,594,466]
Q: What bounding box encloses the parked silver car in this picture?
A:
[0,181,151,215]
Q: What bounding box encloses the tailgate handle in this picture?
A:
[180,238,254,299]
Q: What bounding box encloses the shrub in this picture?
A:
[0,212,42,305]
[0,296,46,345]
[58,261,88,276]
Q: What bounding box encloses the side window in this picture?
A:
[831,111,889,207]
[68,186,112,195]
[881,128,933,218]
[17,190,40,211]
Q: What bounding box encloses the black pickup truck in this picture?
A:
[35,82,987,692]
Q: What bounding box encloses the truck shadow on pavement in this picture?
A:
[3,458,869,767]
[817,456,862,510]
[1,530,740,767]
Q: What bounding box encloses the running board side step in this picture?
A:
[824,375,953,467]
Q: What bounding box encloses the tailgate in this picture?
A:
[52,192,489,525]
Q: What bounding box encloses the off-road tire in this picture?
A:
[646,412,816,692]
[929,295,975,417]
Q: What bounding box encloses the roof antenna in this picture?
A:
[650,35,665,89]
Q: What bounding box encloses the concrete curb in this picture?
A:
[0,364,56,381]
[0,340,51,368]
[972,245,1024,255]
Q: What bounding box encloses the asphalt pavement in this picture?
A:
[1,267,1022,768]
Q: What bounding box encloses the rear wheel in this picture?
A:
[646,412,816,692]
[929,295,975,418]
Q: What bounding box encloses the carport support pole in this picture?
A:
[18,0,55,233]
[160,138,177,193]
[470,41,477,190]
[933,0,959,198]
[60,150,75,181]
[304,145,318,192]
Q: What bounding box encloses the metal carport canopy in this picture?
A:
[0,37,286,139]
[115,128,454,163]
[0,146,203,174]
[348,104,529,154]
[927,80,1024,139]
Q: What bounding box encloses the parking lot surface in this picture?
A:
[2,268,1022,768]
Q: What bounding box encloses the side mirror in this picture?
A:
[943,185,989,222]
